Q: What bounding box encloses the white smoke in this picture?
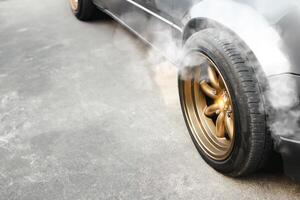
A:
[267,75,300,141]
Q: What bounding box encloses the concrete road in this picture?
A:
[0,0,300,199]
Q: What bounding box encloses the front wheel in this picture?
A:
[178,28,272,177]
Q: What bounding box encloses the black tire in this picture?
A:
[70,0,97,21]
[178,28,272,177]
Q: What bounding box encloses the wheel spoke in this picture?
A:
[218,76,226,90]
[200,80,218,99]
[208,66,220,90]
[204,104,220,117]
[225,113,234,140]
[216,111,225,138]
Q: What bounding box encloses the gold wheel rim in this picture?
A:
[180,53,235,160]
[70,0,79,11]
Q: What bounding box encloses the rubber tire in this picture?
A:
[71,0,97,21]
[179,28,272,177]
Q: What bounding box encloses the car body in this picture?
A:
[71,0,300,181]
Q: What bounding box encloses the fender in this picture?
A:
[182,0,291,77]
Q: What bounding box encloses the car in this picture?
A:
[69,0,300,181]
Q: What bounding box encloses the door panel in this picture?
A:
[132,0,177,25]
[94,0,181,62]
[93,0,126,16]
[134,0,172,14]
[120,0,178,59]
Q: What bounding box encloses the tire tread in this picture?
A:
[186,29,272,176]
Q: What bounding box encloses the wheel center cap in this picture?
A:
[217,91,229,111]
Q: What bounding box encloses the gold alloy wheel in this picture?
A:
[70,0,79,11]
[180,54,235,160]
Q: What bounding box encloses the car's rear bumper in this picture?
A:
[268,73,300,181]
[276,136,300,181]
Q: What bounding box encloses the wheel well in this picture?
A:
[182,18,227,43]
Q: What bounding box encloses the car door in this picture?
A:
[94,0,180,61]
[123,0,179,57]
[134,0,173,16]
[119,1,180,57]
[93,0,130,17]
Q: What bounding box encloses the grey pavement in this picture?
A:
[0,0,300,199]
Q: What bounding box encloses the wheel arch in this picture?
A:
[182,18,225,43]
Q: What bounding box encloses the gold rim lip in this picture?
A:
[179,52,235,161]
[70,0,79,12]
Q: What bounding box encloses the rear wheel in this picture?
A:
[69,0,98,21]
[179,28,272,177]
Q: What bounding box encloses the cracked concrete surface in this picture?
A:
[0,0,300,199]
